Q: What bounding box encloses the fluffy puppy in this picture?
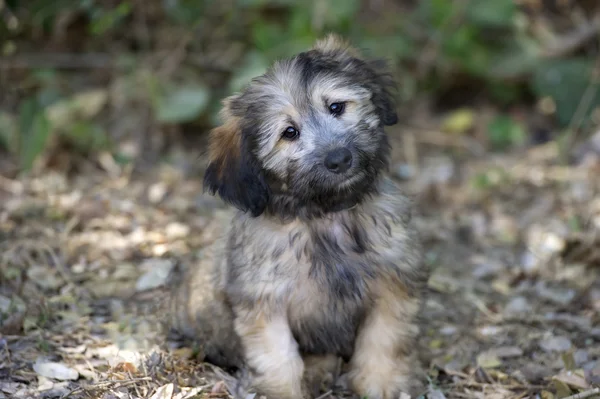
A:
[168,34,429,399]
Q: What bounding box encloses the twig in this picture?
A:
[315,390,333,399]
[543,15,600,59]
[562,388,600,399]
[61,377,154,398]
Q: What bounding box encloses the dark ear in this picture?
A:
[313,34,398,126]
[203,100,270,217]
[365,58,399,126]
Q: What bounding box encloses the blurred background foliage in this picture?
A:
[0,0,599,172]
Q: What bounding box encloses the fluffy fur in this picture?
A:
[168,35,429,399]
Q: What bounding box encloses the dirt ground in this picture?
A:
[1,103,599,399]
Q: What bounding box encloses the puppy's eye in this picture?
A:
[329,102,346,116]
[282,126,300,140]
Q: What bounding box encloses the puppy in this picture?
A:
[168,35,429,399]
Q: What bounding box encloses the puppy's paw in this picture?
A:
[349,367,421,399]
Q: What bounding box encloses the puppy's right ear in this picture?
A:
[203,98,270,217]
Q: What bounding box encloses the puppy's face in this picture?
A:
[204,35,398,218]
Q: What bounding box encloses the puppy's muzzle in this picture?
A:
[324,148,353,174]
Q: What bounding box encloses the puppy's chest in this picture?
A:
[233,220,379,358]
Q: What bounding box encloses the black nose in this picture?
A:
[324,148,353,174]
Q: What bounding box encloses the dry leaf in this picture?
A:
[150,383,174,399]
[33,358,79,381]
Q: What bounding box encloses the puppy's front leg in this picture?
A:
[234,307,305,399]
[348,287,424,399]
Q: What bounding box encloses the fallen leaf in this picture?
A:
[113,362,137,373]
[33,358,79,381]
[37,376,54,392]
[135,259,175,291]
[441,108,475,135]
[150,383,174,399]
[211,381,227,393]
[553,369,590,390]
[477,350,502,369]
[72,89,108,119]
[155,85,210,124]
[552,378,572,398]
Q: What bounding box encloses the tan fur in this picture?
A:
[168,35,429,399]
[207,116,242,180]
[348,281,423,398]
[313,33,361,58]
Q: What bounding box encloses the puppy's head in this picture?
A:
[204,35,397,218]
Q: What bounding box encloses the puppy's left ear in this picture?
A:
[203,98,270,217]
[365,59,399,126]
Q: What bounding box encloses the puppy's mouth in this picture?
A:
[334,171,365,190]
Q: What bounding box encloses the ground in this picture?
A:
[0,103,599,399]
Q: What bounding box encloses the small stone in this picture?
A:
[478,325,503,336]
[427,388,448,399]
[504,296,532,315]
[535,282,576,306]
[439,325,458,336]
[573,350,589,366]
[472,260,505,279]
[148,182,168,204]
[521,363,553,382]
[165,222,190,239]
[540,336,572,353]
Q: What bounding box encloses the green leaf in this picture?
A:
[487,114,526,150]
[532,58,600,127]
[488,38,542,79]
[155,85,210,124]
[358,36,415,62]
[89,2,132,35]
[252,22,286,53]
[417,0,454,28]
[163,0,208,25]
[466,0,517,28]
[320,0,361,30]
[18,98,52,171]
[63,121,109,152]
